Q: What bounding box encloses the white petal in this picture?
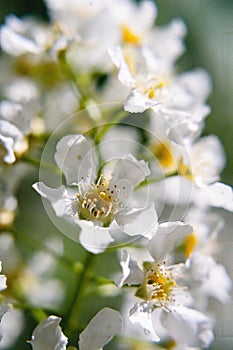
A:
[0,304,10,322]
[178,68,212,102]
[0,119,23,141]
[110,154,150,188]
[79,307,122,350]
[194,182,233,212]
[0,25,41,56]
[125,89,157,113]
[32,182,74,217]
[0,135,15,164]
[108,46,135,87]
[115,250,143,288]
[202,263,232,303]
[161,306,214,348]
[99,126,139,162]
[152,18,187,64]
[0,275,7,292]
[78,221,114,254]
[0,308,24,348]
[0,303,10,341]
[189,252,232,304]
[129,302,160,342]
[30,315,68,350]
[54,135,96,186]
[116,204,158,239]
[190,135,226,187]
[163,176,194,206]
[148,222,193,263]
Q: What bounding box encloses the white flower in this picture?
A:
[178,135,226,187]
[115,221,214,347]
[193,181,233,212]
[108,0,158,47]
[29,316,68,350]
[115,222,214,345]
[0,308,24,348]
[33,134,158,253]
[0,304,10,342]
[1,78,40,134]
[99,125,140,162]
[0,15,53,56]
[0,261,7,292]
[116,222,193,289]
[0,119,23,164]
[109,45,211,131]
[146,115,182,176]
[78,307,122,350]
[149,18,187,65]
[181,206,225,258]
[187,251,232,310]
[163,175,233,213]
[161,304,214,348]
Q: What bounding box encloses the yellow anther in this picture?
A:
[121,25,141,45]
[184,233,198,257]
[178,158,193,181]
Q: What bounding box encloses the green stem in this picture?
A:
[58,50,88,101]
[63,251,95,336]
[135,171,178,190]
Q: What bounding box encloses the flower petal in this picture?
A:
[129,302,160,342]
[0,120,23,164]
[125,89,158,113]
[151,18,186,64]
[161,306,214,348]
[110,154,150,188]
[116,204,158,239]
[0,304,10,323]
[78,220,114,254]
[194,182,233,212]
[0,23,42,56]
[177,68,212,102]
[0,135,15,164]
[0,303,10,341]
[32,182,74,218]
[115,250,144,288]
[29,315,68,350]
[54,135,96,186]
[0,276,7,293]
[188,252,232,305]
[148,221,193,263]
[78,307,122,350]
[108,46,135,87]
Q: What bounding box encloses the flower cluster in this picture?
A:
[0,0,232,349]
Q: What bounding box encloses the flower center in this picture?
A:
[146,264,177,303]
[139,76,170,101]
[178,157,193,181]
[76,176,123,227]
[121,25,141,46]
[150,141,176,172]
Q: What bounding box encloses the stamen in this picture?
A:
[75,176,123,227]
[141,262,185,308]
